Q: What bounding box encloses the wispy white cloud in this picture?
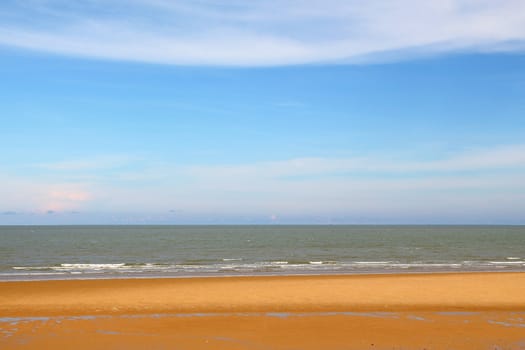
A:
[0,0,524,65]
[182,144,525,179]
[35,154,143,171]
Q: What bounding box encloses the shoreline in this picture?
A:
[2,267,525,283]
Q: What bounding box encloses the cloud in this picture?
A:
[0,0,524,66]
[0,173,94,214]
[35,155,142,171]
[149,144,525,217]
[182,144,525,180]
[1,144,524,222]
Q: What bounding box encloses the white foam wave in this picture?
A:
[489,261,524,265]
[57,263,126,270]
[0,272,67,276]
[13,266,52,270]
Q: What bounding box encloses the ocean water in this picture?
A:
[1,225,524,280]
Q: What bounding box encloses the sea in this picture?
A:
[1,225,524,281]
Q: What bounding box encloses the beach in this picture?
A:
[2,272,525,349]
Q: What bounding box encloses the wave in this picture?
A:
[6,259,525,279]
[59,263,126,269]
[488,261,524,265]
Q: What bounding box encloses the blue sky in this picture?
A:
[1,0,525,224]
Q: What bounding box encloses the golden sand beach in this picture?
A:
[1,272,525,349]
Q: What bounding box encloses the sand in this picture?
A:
[1,272,525,349]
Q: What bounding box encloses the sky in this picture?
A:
[1,0,525,225]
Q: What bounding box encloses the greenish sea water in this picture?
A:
[1,225,524,280]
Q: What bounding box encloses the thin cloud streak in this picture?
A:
[1,0,525,65]
[35,154,144,171]
[183,144,525,179]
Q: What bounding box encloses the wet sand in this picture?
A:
[1,272,525,349]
